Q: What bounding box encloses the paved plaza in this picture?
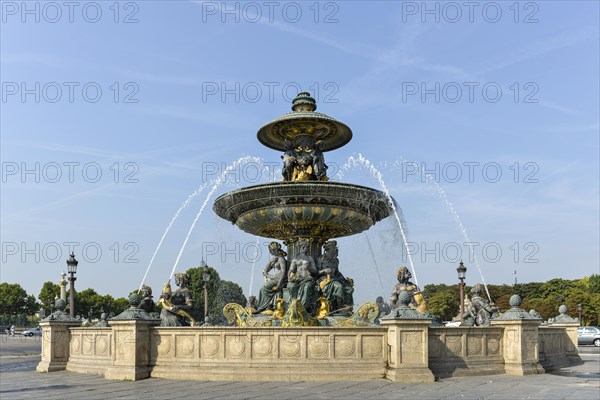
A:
[0,335,598,400]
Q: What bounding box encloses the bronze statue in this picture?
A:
[280,136,329,182]
[288,239,319,314]
[311,140,328,181]
[376,296,392,316]
[462,283,498,327]
[389,266,427,314]
[317,240,354,314]
[294,152,314,181]
[159,273,196,326]
[254,242,288,313]
[138,284,155,313]
[281,139,296,182]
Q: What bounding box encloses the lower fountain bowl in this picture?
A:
[213,182,394,240]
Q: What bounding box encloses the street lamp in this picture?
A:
[578,303,582,325]
[66,253,79,318]
[201,260,210,325]
[457,260,467,322]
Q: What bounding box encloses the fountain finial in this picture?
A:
[291,92,317,112]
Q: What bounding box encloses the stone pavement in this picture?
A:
[1,336,598,400]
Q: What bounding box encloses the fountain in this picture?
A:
[36,92,581,383]
[213,92,394,325]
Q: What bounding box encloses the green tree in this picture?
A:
[185,265,246,325]
[38,281,61,315]
[112,297,130,316]
[588,274,600,294]
[74,289,125,318]
[0,282,39,316]
[427,289,459,321]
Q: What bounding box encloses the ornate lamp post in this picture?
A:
[201,260,210,325]
[457,261,467,322]
[578,303,582,325]
[66,253,79,317]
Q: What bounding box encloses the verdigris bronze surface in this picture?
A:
[256,92,352,152]
[110,294,160,321]
[158,273,196,326]
[42,298,80,323]
[317,240,354,315]
[390,266,428,315]
[213,181,392,245]
[138,284,155,314]
[462,283,499,327]
[254,242,287,313]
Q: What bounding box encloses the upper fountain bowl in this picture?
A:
[256,92,352,152]
[213,181,393,241]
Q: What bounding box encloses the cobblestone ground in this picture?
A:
[1,335,598,400]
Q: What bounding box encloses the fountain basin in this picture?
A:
[213,182,393,241]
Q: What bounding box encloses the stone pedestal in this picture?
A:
[36,320,81,372]
[491,319,544,375]
[381,319,435,382]
[491,295,544,376]
[104,319,159,380]
[380,291,435,383]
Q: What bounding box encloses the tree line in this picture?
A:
[424,274,600,325]
[0,265,246,326]
[0,281,130,325]
[2,274,598,326]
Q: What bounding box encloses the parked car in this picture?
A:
[577,326,600,346]
[21,326,42,337]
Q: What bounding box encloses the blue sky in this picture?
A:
[1,1,599,305]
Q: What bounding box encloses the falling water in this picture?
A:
[363,233,385,291]
[248,236,260,296]
[392,160,492,302]
[338,154,420,288]
[139,181,212,291]
[169,156,264,281]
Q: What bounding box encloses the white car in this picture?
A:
[21,326,42,337]
[577,326,600,347]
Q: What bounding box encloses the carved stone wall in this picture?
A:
[66,327,113,375]
[542,323,582,367]
[149,327,388,381]
[40,322,582,382]
[538,327,573,371]
[428,327,505,377]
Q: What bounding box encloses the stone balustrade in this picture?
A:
[39,316,580,382]
[428,327,505,377]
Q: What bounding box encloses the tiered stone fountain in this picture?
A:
[213,93,393,325]
[36,93,579,383]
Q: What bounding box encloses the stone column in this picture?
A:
[491,295,544,376]
[36,299,81,373]
[104,295,160,381]
[59,272,68,302]
[380,291,435,383]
